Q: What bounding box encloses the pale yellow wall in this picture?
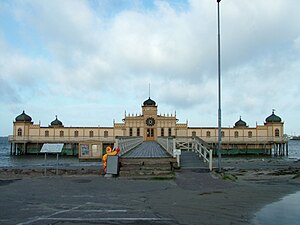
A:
[12,103,284,145]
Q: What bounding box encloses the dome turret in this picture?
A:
[143,97,156,106]
[15,110,32,123]
[234,116,247,128]
[50,116,63,127]
[266,111,282,123]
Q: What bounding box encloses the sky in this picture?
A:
[0,0,300,136]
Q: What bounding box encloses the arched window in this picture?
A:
[221,131,225,137]
[45,130,49,137]
[17,128,22,136]
[74,130,79,137]
[234,131,239,138]
[206,131,211,137]
[161,128,165,137]
[192,131,196,137]
[275,129,280,137]
[248,131,253,138]
[104,130,108,138]
[129,128,133,136]
[89,130,94,138]
[60,130,64,137]
[168,128,172,136]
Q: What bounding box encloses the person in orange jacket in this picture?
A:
[102,146,120,174]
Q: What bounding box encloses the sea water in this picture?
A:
[254,191,300,225]
[288,139,300,160]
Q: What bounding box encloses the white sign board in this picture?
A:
[173,149,181,156]
[40,143,64,153]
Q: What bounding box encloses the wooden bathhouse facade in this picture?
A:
[9,97,287,159]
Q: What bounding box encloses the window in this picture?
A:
[74,130,79,137]
[206,131,211,137]
[192,131,196,137]
[45,130,49,137]
[129,128,133,136]
[168,128,172,136]
[221,131,225,137]
[137,128,140,136]
[60,130,64,137]
[89,130,94,138]
[161,128,164,137]
[275,129,280,137]
[234,131,239,138]
[248,131,253,138]
[17,128,22,136]
[104,131,108,138]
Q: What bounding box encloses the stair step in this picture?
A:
[120,165,171,171]
[120,158,176,164]
[119,157,177,177]
[119,170,173,176]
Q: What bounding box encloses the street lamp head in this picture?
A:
[217,0,221,2]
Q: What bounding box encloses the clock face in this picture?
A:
[146,117,155,126]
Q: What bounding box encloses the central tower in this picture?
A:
[142,97,157,141]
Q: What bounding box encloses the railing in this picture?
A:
[157,137,174,156]
[115,137,143,156]
[9,134,287,145]
[191,137,213,171]
[199,135,287,144]
[158,136,213,171]
[8,135,114,143]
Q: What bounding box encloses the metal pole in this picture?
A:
[217,0,222,172]
[56,153,59,175]
[44,153,47,176]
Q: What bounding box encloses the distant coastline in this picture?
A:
[291,136,300,140]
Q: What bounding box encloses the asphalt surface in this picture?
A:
[1,152,299,225]
[0,169,235,225]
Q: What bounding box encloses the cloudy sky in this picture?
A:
[0,0,300,136]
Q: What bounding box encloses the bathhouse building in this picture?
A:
[9,98,287,159]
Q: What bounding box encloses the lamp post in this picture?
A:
[217,0,222,172]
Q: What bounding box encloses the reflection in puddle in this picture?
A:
[254,191,300,225]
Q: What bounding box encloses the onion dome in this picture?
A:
[15,110,32,122]
[50,115,63,127]
[234,116,247,128]
[266,111,282,123]
[143,97,156,106]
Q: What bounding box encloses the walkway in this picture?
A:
[180,151,207,169]
[121,141,170,158]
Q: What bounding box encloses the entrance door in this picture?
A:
[145,128,155,141]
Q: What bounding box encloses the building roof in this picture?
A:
[15,110,32,122]
[266,111,282,123]
[143,97,156,106]
[234,117,247,128]
[50,116,63,127]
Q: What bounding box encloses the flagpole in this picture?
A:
[217,0,222,172]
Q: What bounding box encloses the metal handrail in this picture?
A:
[115,137,143,156]
[192,137,213,171]
[157,137,174,156]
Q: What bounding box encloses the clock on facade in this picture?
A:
[146,117,155,126]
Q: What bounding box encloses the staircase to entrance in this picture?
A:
[116,137,213,178]
[119,141,177,178]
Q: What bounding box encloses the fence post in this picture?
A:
[173,138,176,151]
[114,138,119,149]
[209,149,213,171]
